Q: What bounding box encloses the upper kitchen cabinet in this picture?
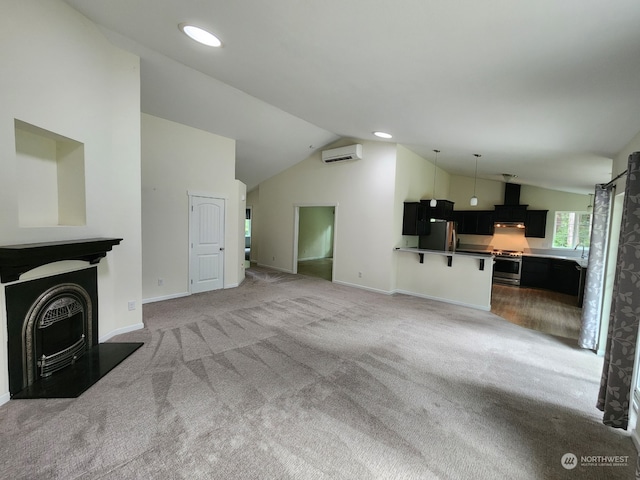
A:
[525,210,548,238]
[476,211,495,235]
[402,202,431,236]
[422,199,455,221]
[454,210,477,234]
[454,210,494,235]
[493,205,527,222]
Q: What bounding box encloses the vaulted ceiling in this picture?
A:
[64,0,640,193]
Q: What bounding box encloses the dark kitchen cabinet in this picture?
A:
[550,259,580,296]
[423,199,455,221]
[520,256,581,297]
[402,202,430,236]
[525,210,548,238]
[453,210,494,235]
[494,205,528,222]
[476,211,495,235]
[454,211,478,234]
[520,256,551,288]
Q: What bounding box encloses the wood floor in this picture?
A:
[491,284,582,339]
[295,259,582,340]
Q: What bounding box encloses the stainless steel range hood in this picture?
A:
[494,221,525,229]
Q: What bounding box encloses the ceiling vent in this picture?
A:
[321,144,362,164]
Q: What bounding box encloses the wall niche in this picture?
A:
[15,120,86,227]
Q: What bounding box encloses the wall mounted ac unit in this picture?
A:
[321,144,362,163]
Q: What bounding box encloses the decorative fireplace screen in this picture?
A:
[25,283,92,385]
[6,268,98,396]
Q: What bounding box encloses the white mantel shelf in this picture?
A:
[395,247,493,270]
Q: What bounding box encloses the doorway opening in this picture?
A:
[294,206,335,281]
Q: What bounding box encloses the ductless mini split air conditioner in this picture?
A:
[321,144,362,164]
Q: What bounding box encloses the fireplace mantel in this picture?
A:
[0,238,122,283]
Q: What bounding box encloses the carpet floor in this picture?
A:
[0,266,636,479]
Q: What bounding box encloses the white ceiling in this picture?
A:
[64,0,640,193]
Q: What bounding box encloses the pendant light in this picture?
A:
[430,149,440,207]
[470,154,480,206]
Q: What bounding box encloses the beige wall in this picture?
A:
[256,139,397,293]
[0,0,142,400]
[141,114,244,301]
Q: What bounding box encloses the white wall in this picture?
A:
[141,113,244,301]
[256,139,397,293]
[0,0,142,400]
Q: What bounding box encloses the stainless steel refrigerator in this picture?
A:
[418,220,457,252]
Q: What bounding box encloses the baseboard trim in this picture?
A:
[142,292,190,305]
[333,280,393,296]
[256,263,294,274]
[224,282,240,289]
[393,289,491,311]
[0,391,9,407]
[99,323,144,343]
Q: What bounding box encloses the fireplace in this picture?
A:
[0,238,142,399]
[6,268,98,395]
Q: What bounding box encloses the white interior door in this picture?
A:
[190,195,225,293]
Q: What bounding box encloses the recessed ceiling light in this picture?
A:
[373,131,392,139]
[179,23,222,47]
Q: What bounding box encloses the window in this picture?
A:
[552,211,592,248]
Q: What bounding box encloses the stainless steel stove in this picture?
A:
[492,249,523,285]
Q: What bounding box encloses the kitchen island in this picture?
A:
[395,248,494,310]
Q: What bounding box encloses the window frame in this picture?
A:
[552,210,593,249]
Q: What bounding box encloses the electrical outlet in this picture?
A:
[128,301,136,311]
[358,272,362,278]
[272,256,275,261]
[158,278,164,286]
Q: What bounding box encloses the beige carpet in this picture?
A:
[0,266,636,479]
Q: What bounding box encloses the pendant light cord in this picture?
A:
[473,154,480,196]
[431,150,440,207]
